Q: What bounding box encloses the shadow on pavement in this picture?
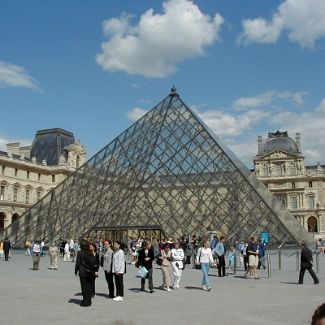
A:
[280,282,300,285]
[68,298,82,305]
[184,286,202,290]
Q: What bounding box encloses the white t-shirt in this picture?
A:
[197,247,213,264]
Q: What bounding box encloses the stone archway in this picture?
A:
[307,216,318,233]
[0,212,6,231]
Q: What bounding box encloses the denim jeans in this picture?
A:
[201,263,210,287]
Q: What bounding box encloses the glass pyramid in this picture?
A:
[3,89,312,246]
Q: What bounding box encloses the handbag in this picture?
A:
[138,266,148,278]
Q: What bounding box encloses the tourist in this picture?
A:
[245,236,259,279]
[88,243,99,298]
[3,237,11,261]
[130,237,137,265]
[184,239,192,266]
[0,240,3,259]
[112,241,125,302]
[49,242,59,270]
[311,303,325,325]
[64,241,70,262]
[40,238,45,257]
[228,246,235,274]
[32,239,41,270]
[138,240,154,293]
[196,239,214,291]
[298,241,319,284]
[213,236,226,277]
[171,241,185,289]
[158,244,172,291]
[69,238,75,262]
[25,239,31,256]
[257,239,266,270]
[75,240,93,307]
[102,240,114,298]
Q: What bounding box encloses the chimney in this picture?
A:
[257,136,263,155]
[295,133,301,152]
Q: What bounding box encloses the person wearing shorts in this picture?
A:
[245,236,259,279]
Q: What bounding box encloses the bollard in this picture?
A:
[267,254,271,278]
[296,250,300,272]
[278,249,282,270]
[316,251,319,274]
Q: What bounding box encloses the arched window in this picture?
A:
[0,212,6,231]
[12,213,19,223]
[307,216,318,233]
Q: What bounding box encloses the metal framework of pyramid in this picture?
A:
[3,89,313,247]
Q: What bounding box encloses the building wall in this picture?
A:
[0,139,86,230]
[254,144,325,239]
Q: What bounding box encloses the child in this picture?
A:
[228,247,235,274]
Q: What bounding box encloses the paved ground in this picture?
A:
[0,250,324,325]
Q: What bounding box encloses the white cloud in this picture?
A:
[238,0,325,48]
[96,0,224,77]
[127,107,148,121]
[233,92,274,109]
[0,61,39,89]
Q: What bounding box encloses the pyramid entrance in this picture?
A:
[2,88,313,247]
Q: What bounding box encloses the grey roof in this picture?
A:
[261,131,300,155]
[30,128,75,166]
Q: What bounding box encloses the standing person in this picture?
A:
[242,241,249,271]
[171,241,185,290]
[25,240,31,256]
[102,240,115,298]
[32,240,41,270]
[184,240,192,265]
[245,236,259,279]
[214,236,226,277]
[49,242,59,270]
[257,239,266,270]
[88,243,99,298]
[228,247,235,274]
[298,241,319,284]
[138,240,155,293]
[69,239,75,262]
[112,241,125,302]
[40,238,45,257]
[196,239,214,291]
[0,240,4,259]
[64,241,70,262]
[3,237,11,261]
[158,244,172,291]
[75,240,93,307]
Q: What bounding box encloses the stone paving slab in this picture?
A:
[0,251,324,325]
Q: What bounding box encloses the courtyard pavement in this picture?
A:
[0,250,324,325]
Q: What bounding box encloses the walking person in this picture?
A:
[196,239,214,291]
[257,239,266,270]
[112,241,125,302]
[64,241,70,262]
[25,240,31,256]
[214,236,226,277]
[102,240,115,298]
[298,241,319,284]
[171,241,185,290]
[138,240,155,293]
[0,240,3,259]
[49,242,59,270]
[88,243,99,298]
[158,244,172,291]
[3,237,11,261]
[75,240,94,307]
[32,240,41,270]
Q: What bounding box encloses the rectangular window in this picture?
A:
[309,181,313,188]
[26,189,30,203]
[37,190,42,201]
[1,166,5,175]
[308,196,315,209]
[14,168,18,177]
[0,186,4,201]
[13,187,18,202]
[52,175,55,182]
[291,182,295,189]
[27,171,30,179]
[38,173,41,182]
[291,196,298,209]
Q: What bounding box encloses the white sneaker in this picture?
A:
[113,296,123,302]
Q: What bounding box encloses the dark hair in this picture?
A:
[311,303,325,325]
[80,239,89,251]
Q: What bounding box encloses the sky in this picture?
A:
[1,0,325,168]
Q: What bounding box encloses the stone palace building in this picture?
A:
[254,131,325,239]
[0,128,86,231]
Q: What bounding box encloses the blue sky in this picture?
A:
[1,0,325,167]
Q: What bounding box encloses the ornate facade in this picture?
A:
[254,131,325,239]
[0,128,86,231]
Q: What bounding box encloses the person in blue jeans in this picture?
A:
[196,239,214,291]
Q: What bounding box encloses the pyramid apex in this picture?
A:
[170,86,178,96]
